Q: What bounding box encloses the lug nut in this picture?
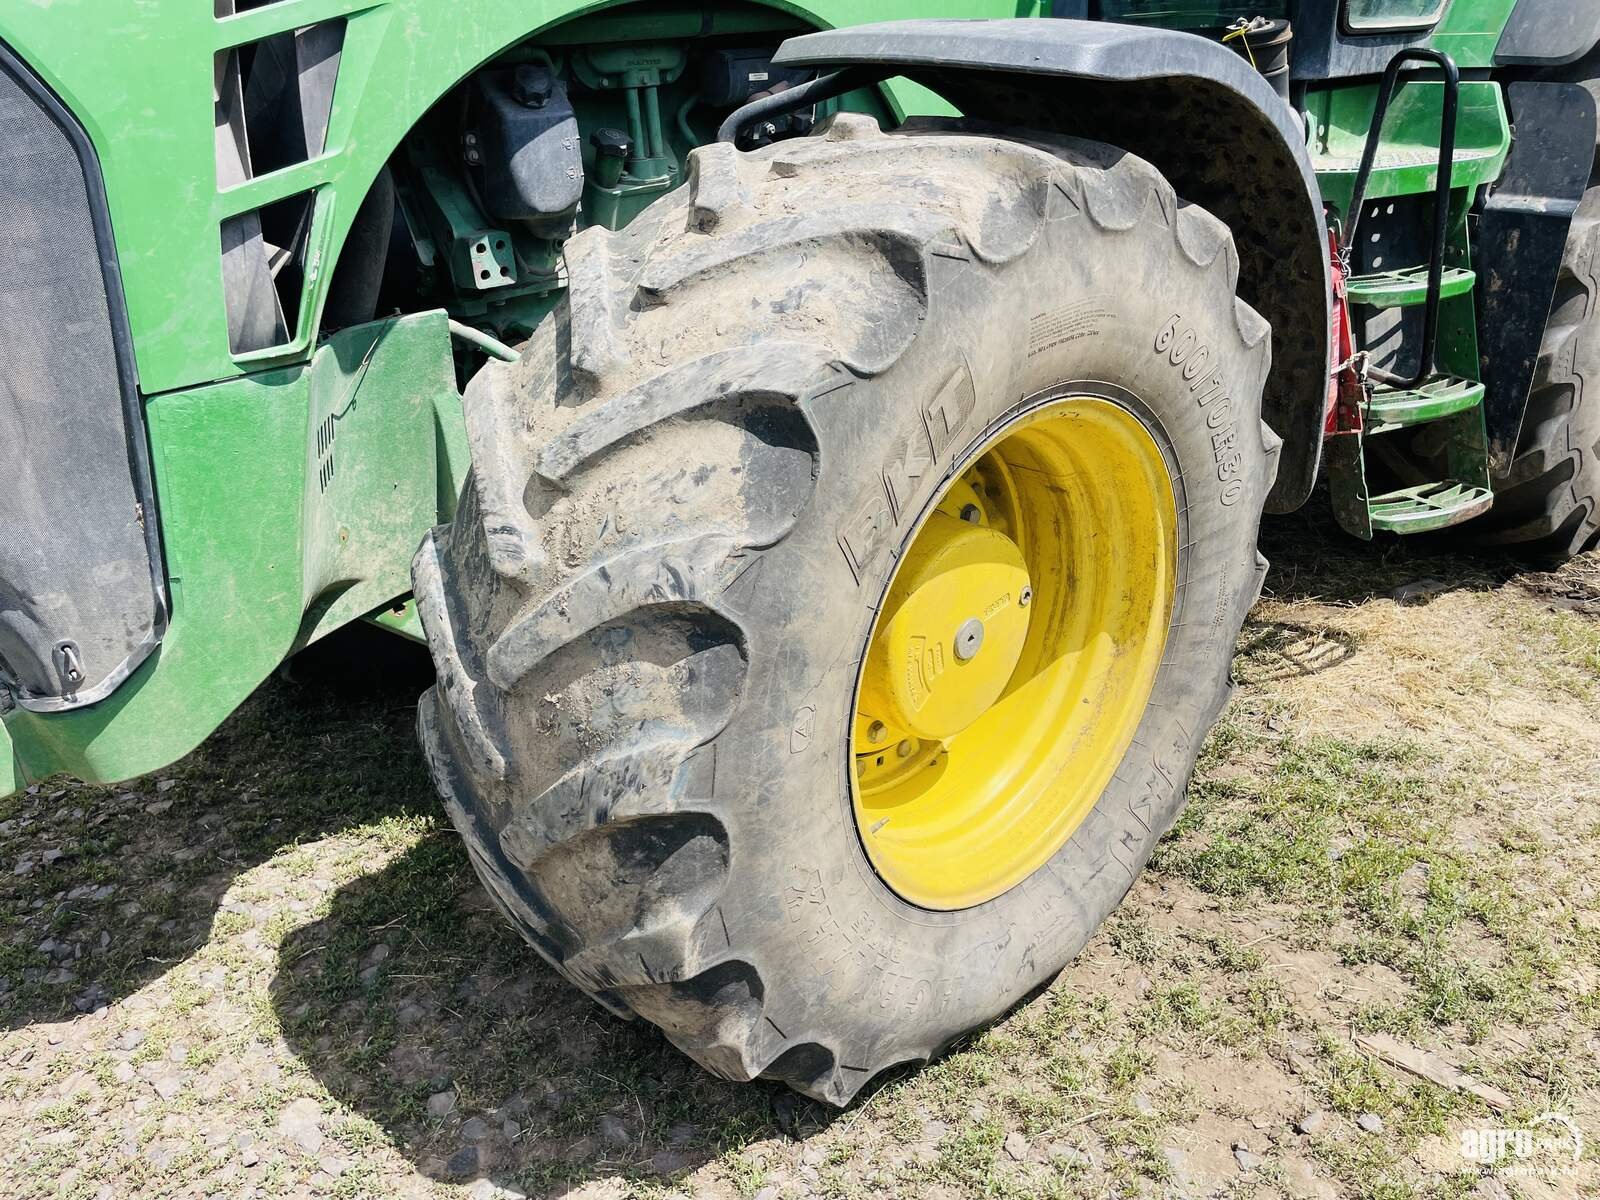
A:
[1019,586,1033,608]
[867,720,887,743]
[897,740,915,758]
[959,503,981,523]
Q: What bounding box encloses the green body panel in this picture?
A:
[0,0,1023,397]
[1422,0,1518,69]
[3,313,467,788]
[0,0,1026,794]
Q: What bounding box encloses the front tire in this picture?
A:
[413,115,1278,1105]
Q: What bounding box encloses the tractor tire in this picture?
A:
[1476,73,1600,557]
[412,114,1278,1106]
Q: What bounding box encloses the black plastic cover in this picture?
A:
[700,48,811,107]
[476,66,583,239]
[1496,0,1600,68]
[0,41,165,711]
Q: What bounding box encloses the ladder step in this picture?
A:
[1368,480,1493,533]
[1365,375,1485,431]
[1346,265,1476,308]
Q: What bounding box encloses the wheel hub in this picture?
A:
[851,396,1178,911]
[859,512,1031,743]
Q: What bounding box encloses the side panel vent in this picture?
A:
[220,188,315,353]
[316,413,337,493]
[214,18,345,187]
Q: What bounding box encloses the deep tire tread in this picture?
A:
[416,114,1273,1105]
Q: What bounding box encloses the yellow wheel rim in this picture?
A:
[850,396,1178,910]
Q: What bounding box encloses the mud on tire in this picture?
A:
[413,114,1279,1105]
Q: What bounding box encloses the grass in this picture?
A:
[3,538,1599,1199]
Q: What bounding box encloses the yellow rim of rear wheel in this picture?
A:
[850,395,1179,911]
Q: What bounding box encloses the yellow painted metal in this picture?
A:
[859,513,1033,742]
[851,397,1178,910]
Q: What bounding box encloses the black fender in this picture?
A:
[1496,0,1600,68]
[773,18,1331,514]
[1475,80,1597,472]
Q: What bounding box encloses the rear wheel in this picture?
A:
[414,114,1278,1104]
[1476,70,1600,557]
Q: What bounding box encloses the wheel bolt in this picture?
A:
[1019,586,1033,608]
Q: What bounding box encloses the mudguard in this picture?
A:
[773,18,1332,514]
[1496,0,1600,68]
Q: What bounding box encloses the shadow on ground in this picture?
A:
[1255,492,1593,608]
[0,625,439,1028]
[268,836,844,1194]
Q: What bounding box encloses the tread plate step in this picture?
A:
[1346,265,1476,308]
[1368,480,1494,533]
[1366,375,1485,430]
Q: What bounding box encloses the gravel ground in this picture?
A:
[3,512,1598,1200]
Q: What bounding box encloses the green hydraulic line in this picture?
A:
[447,319,520,362]
[675,95,698,148]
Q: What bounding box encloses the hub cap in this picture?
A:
[851,397,1179,910]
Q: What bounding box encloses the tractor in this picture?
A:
[2,0,1596,1104]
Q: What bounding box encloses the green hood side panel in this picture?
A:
[1,312,467,790]
[0,0,1024,399]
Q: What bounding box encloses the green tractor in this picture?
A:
[2,0,1595,1103]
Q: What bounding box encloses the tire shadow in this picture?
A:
[0,624,438,1028]
[1257,497,1540,607]
[268,834,843,1194]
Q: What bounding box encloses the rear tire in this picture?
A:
[413,115,1278,1105]
[1477,72,1600,557]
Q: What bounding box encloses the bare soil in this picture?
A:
[3,510,1597,1199]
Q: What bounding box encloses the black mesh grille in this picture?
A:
[0,42,163,709]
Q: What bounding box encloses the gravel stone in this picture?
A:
[1004,1131,1030,1161]
[460,1117,491,1142]
[150,1072,184,1101]
[445,1144,481,1178]
[1357,1112,1384,1133]
[277,1096,324,1153]
[427,1090,457,1119]
[1295,1110,1325,1135]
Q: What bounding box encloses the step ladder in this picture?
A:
[1327,48,1494,540]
